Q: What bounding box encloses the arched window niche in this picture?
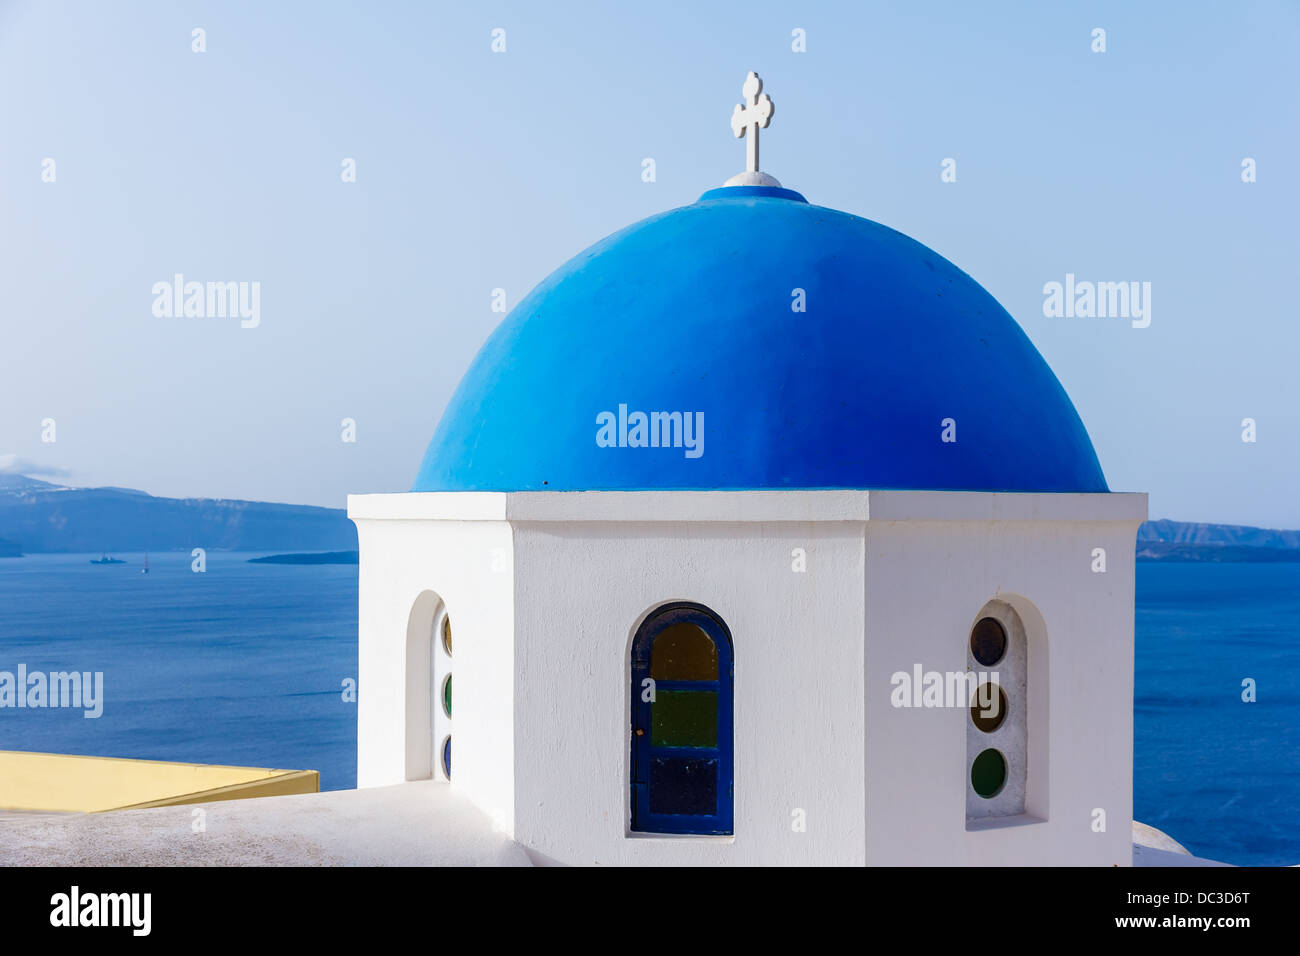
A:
[405,590,452,782]
[964,596,1049,828]
[630,602,734,836]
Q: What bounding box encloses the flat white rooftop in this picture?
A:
[0,782,529,867]
[0,782,1220,866]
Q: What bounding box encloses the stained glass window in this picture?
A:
[631,604,733,835]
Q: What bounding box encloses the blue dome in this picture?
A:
[415,185,1107,493]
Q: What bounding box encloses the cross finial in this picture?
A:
[724,71,781,188]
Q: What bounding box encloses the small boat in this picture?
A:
[90,555,125,565]
[141,552,150,574]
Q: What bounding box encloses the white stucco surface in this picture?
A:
[353,518,517,834]
[0,787,1225,867]
[864,517,1139,865]
[1132,820,1192,855]
[1131,845,1233,867]
[349,489,1147,866]
[0,783,530,866]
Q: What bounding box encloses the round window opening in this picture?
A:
[442,674,452,718]
[441,735,452,779]
[969,682,1007,733]
[971,748,1007,798]
[441,614,452,657]
[970,617,1007,667]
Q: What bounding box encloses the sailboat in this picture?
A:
[141,552,150,574]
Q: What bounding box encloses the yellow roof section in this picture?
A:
[0,750,319,812]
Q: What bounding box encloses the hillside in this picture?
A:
[2,474,1299,560]
[1136,540,1300,562]
[1135,519,1300,561]
[1137,518,1300,550]
[0,475,356,553]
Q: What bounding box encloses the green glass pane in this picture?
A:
[652,689,717,748]
[650,623,718,680]
[443,674,452,717]
[971,748,1006,798]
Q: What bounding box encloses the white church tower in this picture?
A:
[349,73,1147,866]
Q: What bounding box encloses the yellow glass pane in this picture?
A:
[650,623,718,680]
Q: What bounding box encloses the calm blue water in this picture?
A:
[1,555,1297,864]
[0,553,357,790]
[1135,562,1300,866]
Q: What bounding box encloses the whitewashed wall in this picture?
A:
[863,512,1142,865]
[353,510,516,835]
[350,490,1145,867]
[510,519,867,865]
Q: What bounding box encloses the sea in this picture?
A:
[1134,562,1300,867]
[0,552,357,794]
[0,553,1297,866]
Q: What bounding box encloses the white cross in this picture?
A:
[730,71,774,174]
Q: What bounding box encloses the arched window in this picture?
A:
[405,591,452,782]
[966,602,1028,823]
[433,610,453,780]
[630,603,733,835]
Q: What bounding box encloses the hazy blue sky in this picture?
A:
[3,1,1298,526]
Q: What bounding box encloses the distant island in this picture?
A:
[1136,519,1300,562]
[0,474,356,554]
[248,551,359,565]
[1138,541,1300,562]
[4,473,1300,563]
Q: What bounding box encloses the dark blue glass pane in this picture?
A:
[442,737,451,778]
[649,757,717,815]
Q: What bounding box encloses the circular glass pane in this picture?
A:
[970,617,1007,666]
[971,748,1006,798]
[969,682,1007,733]
[442,674,452,718]
[441,735,451,779]
[441,615,452,657]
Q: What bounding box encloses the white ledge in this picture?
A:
[348,490,1148,524]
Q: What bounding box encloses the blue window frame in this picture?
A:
[630,602,734,835]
